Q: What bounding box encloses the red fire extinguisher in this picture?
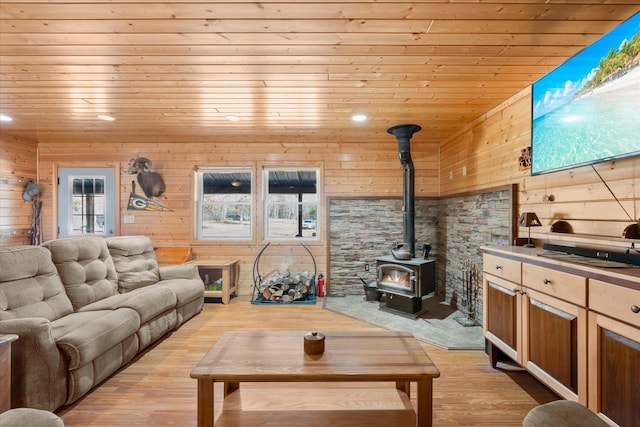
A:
[317,274,325,297]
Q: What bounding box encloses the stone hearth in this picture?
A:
[323,294,484,350]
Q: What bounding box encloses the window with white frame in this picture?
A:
[196,168,252,240]
[264,168,319,240]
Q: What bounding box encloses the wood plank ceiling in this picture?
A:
[1,1,639,145]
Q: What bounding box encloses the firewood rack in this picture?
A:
[251,242,317,305]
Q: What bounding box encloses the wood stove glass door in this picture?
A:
[377,263,416,296]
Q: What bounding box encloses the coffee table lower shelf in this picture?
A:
[191,331,439,427]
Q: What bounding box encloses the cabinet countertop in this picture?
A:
[481,245,640,291]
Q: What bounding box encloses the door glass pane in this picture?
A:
[70,177,106,235]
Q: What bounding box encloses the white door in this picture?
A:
[58,167,116,238]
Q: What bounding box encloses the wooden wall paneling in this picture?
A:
[518,151,640,245]
[440,85,640,246]
[440,92,532,195]
[38,138,434,296]
[0,134,38,247]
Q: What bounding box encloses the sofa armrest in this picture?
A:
[159,264,201,281]
[0,318,68,411]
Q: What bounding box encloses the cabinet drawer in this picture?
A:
[522,264,586,306]
[483,254,521,283]
[589,279,640,326]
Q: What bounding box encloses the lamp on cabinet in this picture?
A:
[519,212,542,248]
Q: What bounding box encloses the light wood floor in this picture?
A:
[57,297,558,426]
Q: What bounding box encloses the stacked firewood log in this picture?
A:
[259,270,315,302]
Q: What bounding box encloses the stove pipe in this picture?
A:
[387,124,422,260]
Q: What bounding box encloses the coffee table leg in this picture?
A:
[224,381,240,397]
[416,379,433,427]
[197,379,215,427]
[396,380,411,398]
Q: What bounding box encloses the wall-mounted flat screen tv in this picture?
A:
[531,11,640,175]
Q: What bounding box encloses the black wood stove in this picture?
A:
[375,123,435,316]
[376,255,435,314]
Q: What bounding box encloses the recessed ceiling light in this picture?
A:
[352,114,368,123]
[226,115,240,122]
[0,113,13,123]
[97,115,115,121]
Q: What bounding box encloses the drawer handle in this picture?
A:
[495,265,503,270]
[543,278,552,285]
[632,305,640,314]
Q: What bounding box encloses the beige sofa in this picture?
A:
[0,235,204,412]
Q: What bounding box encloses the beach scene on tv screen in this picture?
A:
[532,12,640,175]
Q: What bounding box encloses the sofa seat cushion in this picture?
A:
[51,308,139,370]
[155,278,204,307]
[0,246,74,322]
[78,286,177,324]
[106,236,161,292]
[42,236,119,310]
[154,278,204,328]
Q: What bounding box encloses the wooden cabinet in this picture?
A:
[587,279,640,426]
[523,287,587,402]
[483,255,587,403]
[521,264,588,402]
[484,273,522,365]
[483,252,522,364]
[483,246,640,426]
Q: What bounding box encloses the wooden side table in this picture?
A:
[187,258,239,304]
[0,334,18,412]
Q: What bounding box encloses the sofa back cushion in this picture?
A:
[106,236,160,292]
[42,236,118,310]
[0,246,74,321]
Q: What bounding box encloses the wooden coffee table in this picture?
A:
[190,330,440,426]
